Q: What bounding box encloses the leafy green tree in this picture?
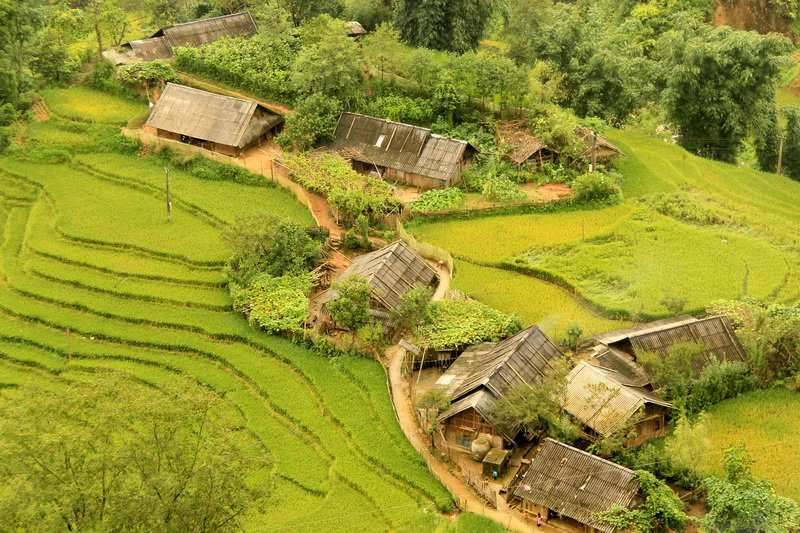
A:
[702,445,800,533]
[782,106,800,181]
[0,373,271,532]
[0,0,43,103]
[277,93,343,151]
[326,274,373,340]
[362,23,408,89]
[597,470,688,532]
[395,0,494,53]
[280,0,344,26]
[392,282,433,333]
[416,388,452,445]
[754,102,780,173]
[584,382,643,457]
[118,60,180,101]
[664,413,709,481]
[659,23,791,162]
[143,0,188,26]
[638,341,706,404]
[232,273,312,333]
[357,321,386,358]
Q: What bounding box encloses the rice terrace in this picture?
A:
[3,2,800,532]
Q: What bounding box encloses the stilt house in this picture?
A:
[145,83,284,157]
[512,438,641,533]
[433,326,566,451]
[320,240,438,330]
[105,12,258,63]
[563,362,675,445]
[591,315,748,387]
[331,113,478,190]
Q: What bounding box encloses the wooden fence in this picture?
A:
[460,462,498,508]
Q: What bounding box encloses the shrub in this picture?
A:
[231,273,311,334]
[642,191,731,225]
[571,171,623,203]
[409,188,465,213]
[416,298,522,349]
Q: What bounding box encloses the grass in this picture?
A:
[701,388,800,502]
[452,260,630,342]
[42,86,148,125]
[0,86,451,531]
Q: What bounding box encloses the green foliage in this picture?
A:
[410,188,465,213]
[326,274,373,334]
[571,171,623,203]
[355,214,371,249]
[660,24,792,162]
[357,322,386,358]
[232,273,311,333]
[461,154,523,201]
[640,190,731,225]
[597,470,688,533]
[783,106,800,181]
[416,297,523,349]
[392,282,433,332]
[43,86,147,125]
[359,95,436,126]
[344,228,361,249]
[664,413,710,485]
[0,373,272,532]
[702,445,800,533]
[564,321,583,352]
[754,104,780,173]
[223,213,324,286]
[395,0,494,53]
[277,93,342,152]
[117,59,179,100]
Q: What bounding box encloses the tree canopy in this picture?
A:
[394,0,494,53]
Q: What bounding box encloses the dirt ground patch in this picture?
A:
[33,101,50,121]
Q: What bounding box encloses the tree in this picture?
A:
[279,0,344,26]
[597,470,688,533]
[664,413,709,482]
[638,341,706,405]
[584,382,643,457]
[0,372,271,531]
[395,0,494,53]
[276,93,343,151]
[392,282,433,333]
[701,445,800,533]
[326,274,373,341]
[415,388,451,445]
[754,103,780,173]
[118,60,180,101]
[782,106,800,181]
[659,23,791,162]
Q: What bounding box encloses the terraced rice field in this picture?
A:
[0,89,451,531]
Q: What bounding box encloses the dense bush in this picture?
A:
[642,191,731,225]
[359,96,437,126]
[686,361,756,413]
[416,297,522,349]
[231,273,311,334]
[571,171,623,203]
[84,60,139,100]
[151,146,266,187]
[410,188,465,212]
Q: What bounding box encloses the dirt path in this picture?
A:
[432,262,451,301]
[176,72,295,116]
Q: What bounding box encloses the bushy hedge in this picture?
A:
[571,171,623,203]
[416,298,522,349]
[409,188,465,213]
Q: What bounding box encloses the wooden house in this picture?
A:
[320,240,438,330]
[495,122,559,169]
[511,438,640,533]
[331,113,478,190]
[433,326,566,451]
[575,126,624,164]
[563,362,675,445]
[105,12,258,63]
[145,83,284,156]
[592,315,748,387]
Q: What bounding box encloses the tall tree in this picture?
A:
[279,0,344,27]
[659,23,791,162]
[0,373,271,531]
[782,106,800,181]
[395,0,494,53]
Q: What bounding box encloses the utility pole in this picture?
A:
[591,131,598,172]
[164,167,171,222]
[777,135,786,175]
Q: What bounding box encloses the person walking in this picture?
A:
[537,513,543,528]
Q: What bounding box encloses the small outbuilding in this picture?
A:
[592,315,748,386]
[320,240,438,330]
[331,112,478,190]
[563,362,675,445]
[575,126,624,164]
[345,21,367,37]
[433,325,566,451]
[495,121,559,169]
[512,438,640,533]
[145,83,284,156]
[106,12,258,63]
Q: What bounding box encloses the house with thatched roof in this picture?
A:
[591,315,748,387]
[563,362,675,445]
[495,121,559,169]
[145,83,284,156]
[432,326,566,452]
[511,438,641,533]
[104,12,258,64]
[345,21,367,37]
[575,126,624,164]
[320,240,437,329]
[331,113,478,190]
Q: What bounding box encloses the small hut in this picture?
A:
[331,113,478,190]
[433,326,566,451]
[563,362,675,445]
[145,83,284,156]
[495,121,559,169]
[320,240,438,330]
[511,438,640,533]
[106,12,258,63]
[592,315,748,386]
[574,126,624,165]
[345,21,367,37]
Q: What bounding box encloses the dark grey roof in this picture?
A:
[125,12,258,61]
[592,346,650,387]
[513,438,639,533]
[331,113,477,184]
[321,240,437,313]
[595,315,747,377]
[437,325,565,402]
[145,83,284,148]
[564,363,675,436]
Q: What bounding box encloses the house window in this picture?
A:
[375,134,386,147]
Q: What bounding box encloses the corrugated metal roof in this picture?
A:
[320,240,437,313]
[564,363,675,436]
[437,389,518,441]
[145,83,284,148]
[593,315,697,346]
[513,438,639,533]
[439,325,566,402]
[592,346,650,387]
[124,12,257,60]
[331,113,476,184]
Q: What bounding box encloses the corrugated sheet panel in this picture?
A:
[163,12,257,48]
[628,315,747,376]
[331,113,473,183]
[564,363,674,436]
[129,36,172,61]
[513,438,639,533]
[146,83,282,148]
[592,346,650,387]
[593,315,697,346]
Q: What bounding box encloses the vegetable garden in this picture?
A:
[0,87,453,531]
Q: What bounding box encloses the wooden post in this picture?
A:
[164,167,171,222]
[270,159,275,183]
[777,135,785,175]
[591,131,598,172]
